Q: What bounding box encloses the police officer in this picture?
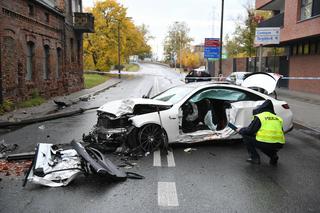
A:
[237,99,285,166]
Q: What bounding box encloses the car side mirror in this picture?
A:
[142,95,149,99]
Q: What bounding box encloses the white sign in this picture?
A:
[255,27,280,45]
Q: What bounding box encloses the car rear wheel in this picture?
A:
[138,124,166,153]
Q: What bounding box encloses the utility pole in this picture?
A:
[179,32,182,73]
[219,0,224,75]
[117,21,121,79]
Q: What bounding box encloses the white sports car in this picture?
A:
[88,73,293,152]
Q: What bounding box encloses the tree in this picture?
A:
[163,22,193,64]
[181,49,202,69]
[136,24,153,60]
[83,0,151,71]
[224,2,271,58]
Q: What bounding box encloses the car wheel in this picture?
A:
[138,124,166,153]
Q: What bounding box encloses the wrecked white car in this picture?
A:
[86,72,293,152]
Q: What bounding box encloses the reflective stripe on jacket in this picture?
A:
[255,112,285,144]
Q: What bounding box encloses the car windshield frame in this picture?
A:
[151,86,195,104]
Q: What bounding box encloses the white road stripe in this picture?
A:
[158,182,179,207]
[167,150,176,167]
[153,150,161,167]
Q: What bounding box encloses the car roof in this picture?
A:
[181,81,231,88]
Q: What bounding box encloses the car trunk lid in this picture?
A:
[241,72,282,94]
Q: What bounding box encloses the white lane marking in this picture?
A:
[167,150,176,167]
[153,150,161,167]
[158,182,179,207]
[154,77,160,95]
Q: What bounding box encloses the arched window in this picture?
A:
[26,41,34,80]
[43,45,50,80]
[56,48,62,79]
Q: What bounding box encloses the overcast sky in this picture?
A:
[83,0,252,59]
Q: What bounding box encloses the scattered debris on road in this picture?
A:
[0,140,18,158]
[184,148,197,153]
[38,125,45,130]
[6,152,35,161]
[0,160,32,176]
[53,100,69,109]
[24,141,144,188]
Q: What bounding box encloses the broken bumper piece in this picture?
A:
[25,143,83,187]
[24,141,130,187]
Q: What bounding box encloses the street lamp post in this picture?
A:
[219,0,224,75]
[105,15,132,79]
[117,21,121,79]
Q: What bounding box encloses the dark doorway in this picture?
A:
[278,56,289,88]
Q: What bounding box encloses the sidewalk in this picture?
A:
[276,88,320,133]
[0,78,121,126]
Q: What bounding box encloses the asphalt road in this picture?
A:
[1,64,320,213]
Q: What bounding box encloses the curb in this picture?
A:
[293,121,320,134]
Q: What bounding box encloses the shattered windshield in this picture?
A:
[152,86,194,104]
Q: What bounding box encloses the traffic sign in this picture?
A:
[204,38,220,59]
[255,27,280,45]
[205,38,220,47]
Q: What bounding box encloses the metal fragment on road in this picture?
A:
[38,125,45,130]
[184,148,197,153]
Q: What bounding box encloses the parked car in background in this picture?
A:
[226,71,250,85]
[194,66,206,72]
[185,69,211,83]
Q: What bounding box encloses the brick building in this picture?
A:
[0,0,94,103]
[256,0,320,94]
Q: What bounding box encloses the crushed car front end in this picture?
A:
[83,98,173,150]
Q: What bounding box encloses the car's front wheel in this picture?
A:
[138,124,167,153]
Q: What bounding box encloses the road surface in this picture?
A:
[1,64,320,213]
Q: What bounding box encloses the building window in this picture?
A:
[303,42,310,54]
[298,43,304,55]
[301,0,313,20]
[45,12,49,23]
[43,45,50,80]
[312,0,320,16]
[69,0,73,15]
[28,4,34,16]
[301,0,320,20]
[26,41,34,80]
[70,38,74,62]
[317,40,320,54]
[310,42,317,54]
[77,39,81,64]
[291,44,298,55]
[56,48,62,79]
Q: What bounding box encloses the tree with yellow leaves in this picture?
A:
[83,0,151,71]
[181,49,203,70]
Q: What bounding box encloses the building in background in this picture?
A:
[256,0,320,94]
[0,0,94,103]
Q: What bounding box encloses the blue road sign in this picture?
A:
[204,47,220,59]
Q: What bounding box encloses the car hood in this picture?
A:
[241,72,282,94]
[98,98,172,117]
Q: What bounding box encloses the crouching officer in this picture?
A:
[237,100,285,166]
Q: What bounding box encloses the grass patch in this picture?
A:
[84,73,111,89]
[18,96,45,108]
[18,90,45,108]
[124,63,140,72]
[0,100,15,115]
